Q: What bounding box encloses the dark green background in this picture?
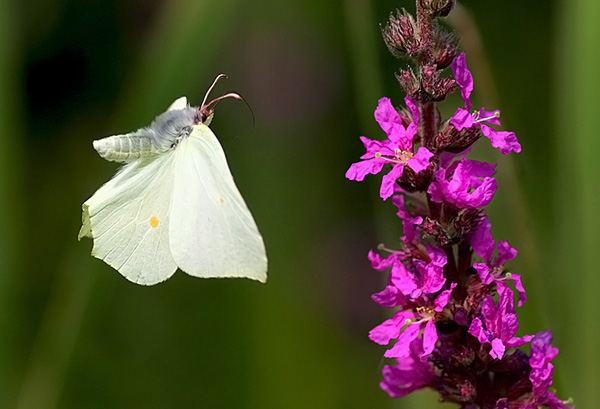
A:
[0,0,595,408]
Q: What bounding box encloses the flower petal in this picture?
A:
[427,168,446,203]
[369,310,414,345]
[358,136,395,159]
[468,318,489,344]
[480,124,521,154]
[405,96,420,138]
[422,245,447,294]
[375,97,404,135]
[391,258,419,297]
[508,273,527,307]
[372,285,408,307]
[346,158,386,181]
[490,338,505,359]
[480,107,502,126]
[385,323,420,358]
[421,320,438,360]
[380,163,405,200]
[407,147,433,173]
[471,215,495,263]
[496,240,518,266]
[434,283,456,312]
[474,263,493,285]
[451,53,473,110]
[450,108,475,131]
[368,250,397,270]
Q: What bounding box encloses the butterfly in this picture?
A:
[79,75,267,285]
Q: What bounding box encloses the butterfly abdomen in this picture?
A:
[93,133,165,162]
[93,107,198,163]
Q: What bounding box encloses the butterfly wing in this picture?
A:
[167,96,188,111]
[79,152,178,285]
[169,124,268,283]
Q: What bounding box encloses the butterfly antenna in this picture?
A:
[209,92,254,125]
[201,74,228,109]
[200,75,254,127]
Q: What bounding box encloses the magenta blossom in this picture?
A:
[350,6,571,404]
[527,331,574,409]
[369,282,455,360]
[346,97,433,200]
[368,245,448,300]
[468,282,533,359]
[391,244,447,299]
[392,195,423,244]
[428,158,497,208]
[450,53,521,155]
[379,337,437,398]
[368,246,455,360]
[471,215,527,306]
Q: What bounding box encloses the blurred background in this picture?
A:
[0,0,596,408]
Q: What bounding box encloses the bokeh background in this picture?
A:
[0,0,596,408]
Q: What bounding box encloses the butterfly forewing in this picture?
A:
[169,124,267,282]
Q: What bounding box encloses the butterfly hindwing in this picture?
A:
[80,151,178,285]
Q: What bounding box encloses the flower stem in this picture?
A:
[415,1,437,152]
[416,0,434,65]
[420,102,436,150]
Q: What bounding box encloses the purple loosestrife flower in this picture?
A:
[428,158,497,208]
[368,246,456,360]
[468,282,533,359]
[392,194,423,244]
[347,1,572,406]
[379,337,437,398]
[450,53,521,155]
[345,97,433,200]
[527,331,575,409]
[471,214,527,306]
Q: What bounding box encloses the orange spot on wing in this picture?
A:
[150,216,159,228]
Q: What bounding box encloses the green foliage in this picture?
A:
[0,0,591,408]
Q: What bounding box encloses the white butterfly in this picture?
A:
[79,75,267,285]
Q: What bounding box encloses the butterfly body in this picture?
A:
[79,93,267,285]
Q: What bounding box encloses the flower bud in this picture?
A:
[453,208,483,240]
[422,217,451,246]
[435,121,481,153]
[439,372,477,403]
[421,65,457,101]
[382,9,420,58]
[422,208,482,247]
[434,30,459,69]
[398,164,434,192]
[396,67,420,97]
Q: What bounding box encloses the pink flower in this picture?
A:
[392,195,423,244]
[428,158,497,208]
[450,53,521,155]
[368,245,456,361]
[379,337,437,398]
[378,283,455,360]
[468,283,533,359]
[527,331,575,409]
[471,215,527,306]
[391,244,447,299]
[346,97,433,200]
